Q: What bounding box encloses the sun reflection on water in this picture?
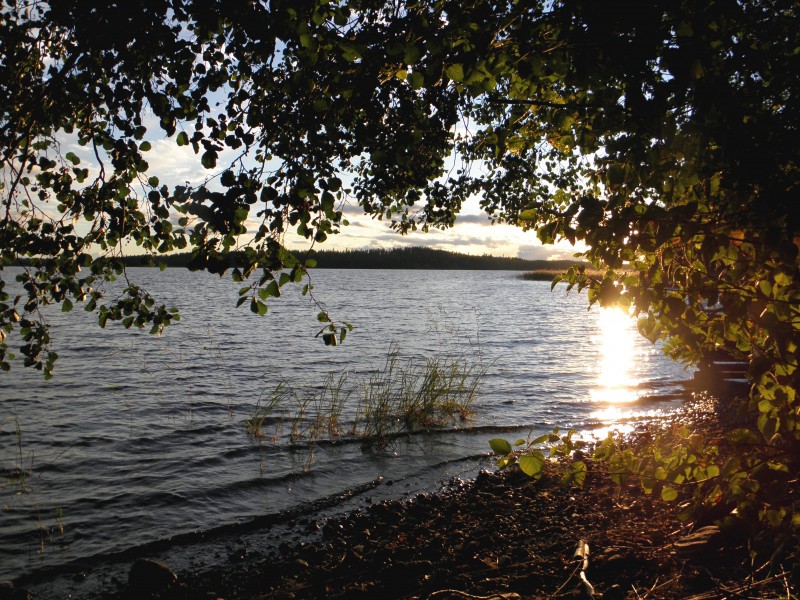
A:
[590,307,641,406]
[585,307,673,441]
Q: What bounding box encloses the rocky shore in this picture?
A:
[5,397,789,600]
[112,403,788,600]
[113,454,781,600]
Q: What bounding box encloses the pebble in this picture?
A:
[674,525,722,557]
[0,580,30,600]
[128,558,178,596]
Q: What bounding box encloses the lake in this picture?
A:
[0,268,691,594]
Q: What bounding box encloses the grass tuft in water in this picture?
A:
[243,382,290,438]
[244,347,487,449]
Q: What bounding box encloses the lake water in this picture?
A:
[0,268,691,593]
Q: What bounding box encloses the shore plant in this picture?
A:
[244,348,487,448]
[491,428,588,487]
[243,382,289,438]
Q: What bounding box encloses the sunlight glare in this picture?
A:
[589,307,640,405]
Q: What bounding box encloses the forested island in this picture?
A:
[114,246,586,273]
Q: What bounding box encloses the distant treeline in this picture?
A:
[13,247,586,273]
[112,246,584,272]
[310,247,583,271]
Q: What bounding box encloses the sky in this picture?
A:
[328,198,581,261]
[55,117,582,262]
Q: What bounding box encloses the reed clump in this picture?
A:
[244,349,487,448]
[518,268,605,282]
[243,381,290,438]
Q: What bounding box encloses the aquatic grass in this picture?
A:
[1,417,31,492]
[244,382,290,438]
[289,391,311,444]
[308,372,353,439]
[396,354,485,432]
[246,346,488,450]
[0,416,66,555]
[358,351,402,443]
[517,267,613,282]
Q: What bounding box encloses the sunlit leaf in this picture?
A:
[661,486,678,502]
[445,63,464,82]
[489,438,512,455]
[520,453,544,477]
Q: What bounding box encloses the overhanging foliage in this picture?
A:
[2,0,799,558]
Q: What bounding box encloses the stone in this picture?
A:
[673,525,722,557]
[0,581,31,600]
[128,558,178,596]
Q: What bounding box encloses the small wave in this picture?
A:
[13,476,386,586]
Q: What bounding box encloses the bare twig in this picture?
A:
[428,590,520,600]
[682,571,790,600]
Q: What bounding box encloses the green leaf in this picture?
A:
[519,453,544,477]
[176,132,189,146]
[445,64,464,82]
[530,433,552,445]
[65,152,80,165]
[340,44,361,62]
[489,438,512,455]
[61,298,73,312]
[567,461,587,487]
[775,271,792,286]
[250,299,268,315]
[403,45,421,64]
[496,456,512,469]
[758,279,772,297]
[726,429,760,445]
[407,71,424,90]
[201,151,217,169]
[661,486,678,501]
[606,164,624,186]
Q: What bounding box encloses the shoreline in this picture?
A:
[140,396,781,599]
[13,395,782,600]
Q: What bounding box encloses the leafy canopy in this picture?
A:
[2,0,800,553]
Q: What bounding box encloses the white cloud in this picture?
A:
[290,207,584,261]
[146,139,209,186]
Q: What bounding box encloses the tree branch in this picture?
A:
[486,94,599,110]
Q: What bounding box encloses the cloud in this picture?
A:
[516,244,582,261]
[146,138,215,186]
[454,213,493,225]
